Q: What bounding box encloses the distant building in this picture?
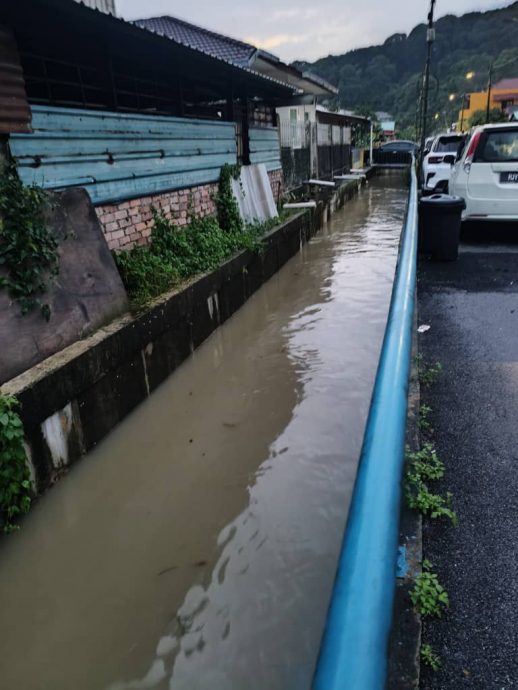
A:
[276,104,370,182]
[72,0,116,14]
[375,111,396,138]
[457,78,518,129]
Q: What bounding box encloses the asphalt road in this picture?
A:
[418,223,518,690]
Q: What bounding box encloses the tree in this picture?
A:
[469,108,507,127]
[302,2,518,138]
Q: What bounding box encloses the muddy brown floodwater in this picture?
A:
[0,171,407,690]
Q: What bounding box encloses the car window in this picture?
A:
[380,141,415,151]
[475,129,518,162]
[433,136,464,153]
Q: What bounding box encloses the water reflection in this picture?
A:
[0,172,407,690]
[107,174,408,690]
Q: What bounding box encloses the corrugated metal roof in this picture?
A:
[134,16,256,69]
[493,78,518,91]
[134,15,336,96]
[73,0,116,14]
[0,25,31,134]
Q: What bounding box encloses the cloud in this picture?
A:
[244,33,308,50]
[116,0,510,63]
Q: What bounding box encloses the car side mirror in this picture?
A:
[423,148,430,156]
[443,154,455,165]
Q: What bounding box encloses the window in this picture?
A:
[475,128,518,162]
[433,135,465,153]
[290,108,298,123]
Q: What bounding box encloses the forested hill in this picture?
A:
[295,2,518,135]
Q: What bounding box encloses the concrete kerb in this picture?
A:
[387,306,423,690]
[2,179,364,500]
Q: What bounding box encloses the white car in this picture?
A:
[422,133,466,193]
[450,123,518,222]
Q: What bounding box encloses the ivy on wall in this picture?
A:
[0,165,59,320]
[114,163,287,308]
[214,163,243,234]
[0,395,32,533]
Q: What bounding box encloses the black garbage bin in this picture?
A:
[418,194,466,261]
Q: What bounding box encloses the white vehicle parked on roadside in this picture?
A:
[422,133,466,193]
[450,123,518,222]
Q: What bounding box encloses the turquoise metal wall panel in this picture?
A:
[9,106,237,204]
[249,126,281,171]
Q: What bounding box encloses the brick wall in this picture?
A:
[96,183,218,251]
[97,168,285,252]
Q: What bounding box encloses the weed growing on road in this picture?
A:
[406,443,444,482]
[419,361,443,387]
[0,395,32,532]
[406,482,458,526]
[418,404,433,431]
[411,560,449,617]
[405,444,457,525]
[421,643,442,671]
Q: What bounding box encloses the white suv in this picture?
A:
[450,123,518,222]
[422,133,466,193]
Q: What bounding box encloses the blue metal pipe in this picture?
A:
[313,164,418,690]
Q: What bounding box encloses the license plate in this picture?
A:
[500,171,518,183]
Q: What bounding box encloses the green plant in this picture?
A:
[469,108,508,127]
[411,560,449,618]
[421,642,442,671]
[418,403,433,431]
[0,395,32,532]
[406,443,444,482]
[214,163,243,233]
[0,165,59,319]
[114,246,180,306]
[406,482,458,526]
[419,361,443,387]
[113,164,293,308]
[405,444,458,525]
[114,211,267,307]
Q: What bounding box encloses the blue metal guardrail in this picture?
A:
[313,162,418,690]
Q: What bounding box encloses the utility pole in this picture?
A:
[419,0,436,164]
[460,94,466,132]
[486,62,494,124]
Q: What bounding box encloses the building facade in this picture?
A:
[457,78,518,130]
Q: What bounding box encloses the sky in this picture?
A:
[115,0,510,63]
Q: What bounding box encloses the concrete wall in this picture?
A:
[0,188,128,384]
[2,180,361,497]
